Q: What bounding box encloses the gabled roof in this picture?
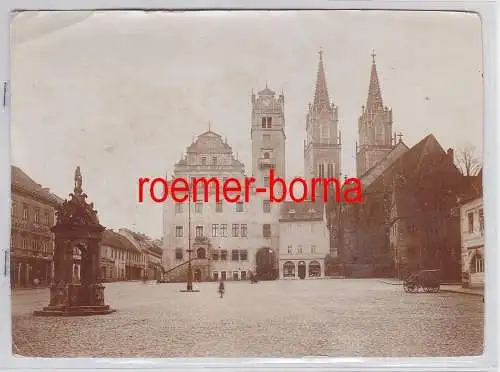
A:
[279,200,325,222]
[11,165,64,206]
[186,130,233,154]
[361,141,409,188]
[100,229,140,252]
[258,87,275,96]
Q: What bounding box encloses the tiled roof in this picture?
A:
[11,166,64,206]
[100,229,140,252]
[279,200,325,222]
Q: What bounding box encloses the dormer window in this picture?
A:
[262,117,272,129]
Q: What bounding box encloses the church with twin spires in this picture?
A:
[161,50,400,282]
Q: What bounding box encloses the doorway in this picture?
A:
[298,261,306,279]
[194,268,202,282]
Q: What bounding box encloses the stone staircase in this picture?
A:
[164,259,210,283]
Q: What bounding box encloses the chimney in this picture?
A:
[447,148,454,163]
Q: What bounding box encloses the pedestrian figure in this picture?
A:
[218,279,225,298]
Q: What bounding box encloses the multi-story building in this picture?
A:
[162,118,283,281]
[10,166,63,288]
[278,201,330,279]
[459,170,484,288]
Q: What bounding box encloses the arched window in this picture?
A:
[327,163,334,178]
[196,247,206,259]
[471,254,484,273]
[309,261,321,277]
[263,152,270,159]
[283,261,295,277]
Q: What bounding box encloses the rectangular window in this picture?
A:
[175,248,183,260]
[220,250,228,261]
[44,210,50,225]
[241,271,247,280]
[311,244,317,254]
[263,224,271,238]
[231,250,239,261]
[34,208,40,223]
[195,202,203,214]
[10,234,14,248]
[233,271,239,280]
[212,224,218,237]
[262,116,272,128]
[240,250,248,261]
[263,200,271,213]
[175,226,183,237]
[235,202,244,212]
[201,156,207,165]
[221,271,227,280]
[232,224,239,237]
[297,245,303,254]
[22,205,28,220]
[213,271,219,280]
[216,201,223,213]
[241,224,248,237]
[221,224,228,237]
[22,238,28,250]
[264,177,269,187]
[11,201,15,217]
[175,203,183,214]
[212,251,219,261]
[479,208,484,234]
[195,225,204,237]
[212,156,217,165]
[468,212,474,233]
[287,244,292,254]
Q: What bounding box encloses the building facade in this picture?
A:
[10,166,63,288]
[162,121,282,281]
[278,201,330,279]
[459,170,484,288]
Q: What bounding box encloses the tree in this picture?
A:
[455,144,481,176]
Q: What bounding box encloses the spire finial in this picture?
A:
[208,120,211,131]
[265,81,268,89]
[74,166,83,194]
[397,132,403,143]
[365,50,384,112]
[312,48,330,111]
[319,47,323,58]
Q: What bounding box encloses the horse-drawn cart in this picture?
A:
[403,269,440,293]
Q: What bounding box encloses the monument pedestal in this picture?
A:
[34,283,115,316]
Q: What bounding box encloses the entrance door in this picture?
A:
[194,268,202,282]
[298,261,306,279]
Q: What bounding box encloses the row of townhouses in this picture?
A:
[162,50,484,284]
[10,166,162,288]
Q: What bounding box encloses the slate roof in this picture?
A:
[279,200,325,222]
[11,165,64,206]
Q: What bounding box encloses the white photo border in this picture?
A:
[0,1,497,371]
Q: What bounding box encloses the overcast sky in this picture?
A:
[11,10,483,239]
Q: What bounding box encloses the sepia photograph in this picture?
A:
[10,10,484,358]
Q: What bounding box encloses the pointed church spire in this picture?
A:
[313,48,330,111]
[365,49,384,113]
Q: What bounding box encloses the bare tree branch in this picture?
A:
[455,144,481,177]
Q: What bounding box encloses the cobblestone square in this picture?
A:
[12,279,483,358]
